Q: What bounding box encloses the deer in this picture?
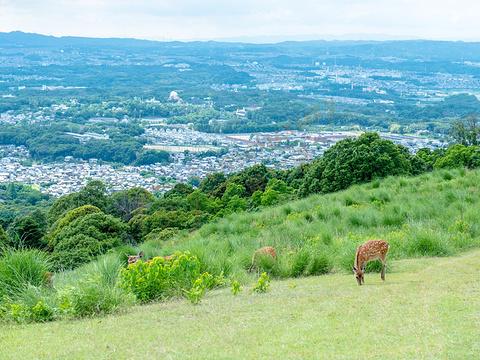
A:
[127,251,145,265]
[353,240,389,285]
[43,271,54,288]
[127,251,174,266]
[249,246,277,272]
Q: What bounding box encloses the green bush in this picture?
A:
[306,253,332,276]
[184,272,220,305]
[0,249,51,299]
[231,280,242,295]
[49,211,128,270]
[59,277,134,318]
[144,227,179,243]
[252,252,277,274]
[291,250,310,277]
[407,231,452,257]
[120,252,202,302]
[252,272,270,293]
[0,286,56,323]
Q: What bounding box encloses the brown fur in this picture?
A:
[43,271,54,287]
[127,252,174,266]
[127,251,144,265]
[249,246,277,271]
[353,240,389,285]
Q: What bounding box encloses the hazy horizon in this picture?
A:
[1,0,480,43]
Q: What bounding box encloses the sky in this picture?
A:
[1,0,479,42]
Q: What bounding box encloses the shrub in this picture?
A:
[59,277,133,318]
[49,212,127,270]
[30,300,55,322]
[184,272,220,305]
[120,252,202,302]
[184,283,206,305]
[0,286,56,323]
[144,227,179,243]
[306,253,332,276]
[0,249,51,299]
[291,250,310,277]
[47,205,101,248]
[231,280,242,295]
[252,252,277,274]
[252,272,270,293]
[407,230,452,257]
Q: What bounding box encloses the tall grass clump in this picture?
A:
[58,277,134,318]
[0,249,51,299]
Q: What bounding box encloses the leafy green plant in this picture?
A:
[231,280,242,295]
[120,252,201,302]
[30,300,55,322]
[252,272,270,293]
[184,272,224,304]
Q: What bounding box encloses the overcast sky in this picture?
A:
[1,0,479,42]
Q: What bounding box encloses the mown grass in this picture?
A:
[152,168,480,280]
[1,250,479,359]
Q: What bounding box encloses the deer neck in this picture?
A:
[354,248,363,270]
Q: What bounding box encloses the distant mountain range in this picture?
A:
[1,31,480,61]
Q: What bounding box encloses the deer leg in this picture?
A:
[381,261,386,281]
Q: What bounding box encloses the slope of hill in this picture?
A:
[1,250,479,359]
[153,168,480,281]
[2,168,480,328]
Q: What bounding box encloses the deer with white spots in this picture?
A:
[353,240,389,285]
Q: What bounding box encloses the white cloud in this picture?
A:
[0,0,479,41]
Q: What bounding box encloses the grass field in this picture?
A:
[1,250,479,359]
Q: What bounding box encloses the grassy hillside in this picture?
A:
[1,250,479,359]
[3,168,480,325]
[150,168,480,281]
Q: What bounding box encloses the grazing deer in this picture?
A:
[127,251,144,265]
[249,246,277,271]
[127,252,174,266]
[353,240,389,285]
[43,271,54,287]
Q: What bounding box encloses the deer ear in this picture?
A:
[352,266,357,272]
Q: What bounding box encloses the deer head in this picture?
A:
[353,266,364,285]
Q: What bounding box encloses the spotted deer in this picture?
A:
[43,271,54,287]
[127,251,174,266]
[249,246,277,271]
[353,240,389,285]
[127,251,144,265]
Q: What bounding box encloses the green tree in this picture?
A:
[0,226,8,250]
[47,205,102,248]
[108,187,155,221]
[49,211,128,270]
[301,133,413,195]
[229,164,272,196]
[434,144,480,169]
[450,115,480,146]
[199,173,227,198]
[186,190,219,213]
[48,180,109,224]
[135,150,171,166]
[7,210,47,249]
